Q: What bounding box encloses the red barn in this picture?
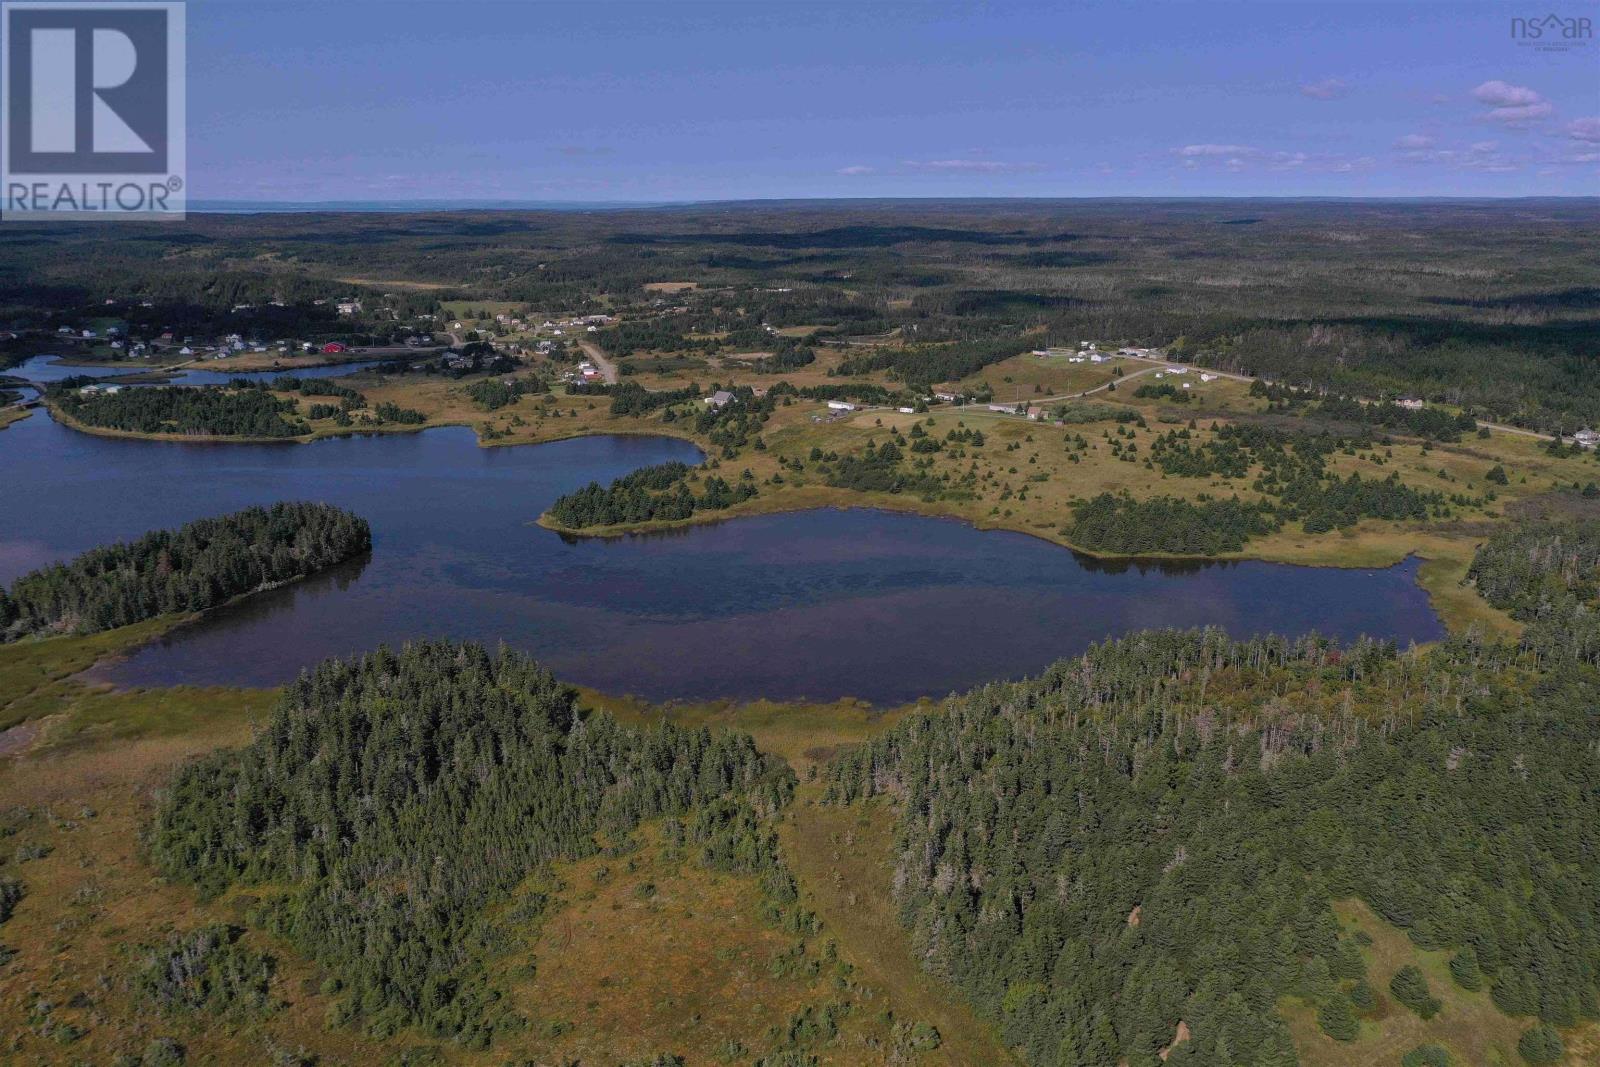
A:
[320,342,347,354]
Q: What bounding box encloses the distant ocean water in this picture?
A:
[187,199,676,214]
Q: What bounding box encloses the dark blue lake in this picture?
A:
[0,404,1446,704]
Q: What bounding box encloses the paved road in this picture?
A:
[577,339,620,384]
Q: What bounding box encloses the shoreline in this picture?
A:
[537,488,1507,636]
[33,399,1515,637]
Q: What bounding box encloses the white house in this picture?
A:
[1397,398,1426,411]
[898,406,916,414]
[1574,429,1599,450]
[827,400,856,412]
[705,390,735,408]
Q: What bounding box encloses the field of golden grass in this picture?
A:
[949,350,1121,398]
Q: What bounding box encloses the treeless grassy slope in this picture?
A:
[498,821,911,1065]
[781,792,1019,1066]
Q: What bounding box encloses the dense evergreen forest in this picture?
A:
[150,642,793,1046]
[0,503,370,640]
[546,460,757,528]
[1468,512,1600,664]
[1067,493,1280,554]
[825,622,1600,1066]
[50,383,309,438]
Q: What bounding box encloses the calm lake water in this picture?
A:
[0,404,1446,704]
[8,354,383,386]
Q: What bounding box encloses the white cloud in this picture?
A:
[1472,80,1542,107]
[1393,134,1434,150]
[1333,156,1377,173]
[1175,144,1259,157]
[836,165,875,176]
[1178,145,1371,174]
[1482,102,1555,125]
[902,159,1044,173]
[1471,81,1553,126]
[1299,78,1349,100]
[1568,117,1600,144]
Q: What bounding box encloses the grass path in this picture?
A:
[782,788,1019,1065]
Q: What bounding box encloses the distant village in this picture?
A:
[5,297,1596,451]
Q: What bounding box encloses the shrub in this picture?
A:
[1517,1023,1564,1064]
[1316,994,1360,1041]
[1449,948,1483,991]
[131,924,277,1019]
[1401,1045,1451,1067]
[1390,965,1442,1020]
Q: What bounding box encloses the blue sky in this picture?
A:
[188,0,1600,201]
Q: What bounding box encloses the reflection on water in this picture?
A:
[1,404,1447,705]
[1068,552,1222,577]
[9,355,149,382]
[8,354,381,387]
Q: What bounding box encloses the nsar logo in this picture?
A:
[1510,12,1594,51]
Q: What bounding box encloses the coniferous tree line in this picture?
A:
[835,335,1028,386]
[796,382,901,405]
[825,627,1600,1066]
[1092,421,1463,549]
[1067,493,1281,554]
[0,503,370,640]
[546,461,757,529]
[1133,382,1192,403]
[465,375,547,411]
[150,641,790,1046]
[1468,514,1600,665]
[1248,382,1480,442]
[606,381,702,416]
[820,439,944,496]
[51,383,309,437]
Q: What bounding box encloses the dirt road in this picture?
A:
[577,339,620,384]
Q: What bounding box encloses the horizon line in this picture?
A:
[188,193,1600,213]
